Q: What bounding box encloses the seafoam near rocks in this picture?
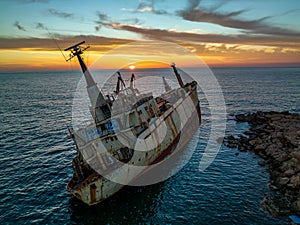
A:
[224,111,300,216]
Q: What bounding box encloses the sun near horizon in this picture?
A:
[1,46,299,72]
[0,0,299,71]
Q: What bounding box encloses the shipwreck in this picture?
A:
[65,41,201,205]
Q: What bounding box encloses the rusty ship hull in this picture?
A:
[68,84,200,205]
[64,41,201,206]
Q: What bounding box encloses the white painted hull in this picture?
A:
[67,83,201,205]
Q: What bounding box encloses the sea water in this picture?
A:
[0,67,299,224]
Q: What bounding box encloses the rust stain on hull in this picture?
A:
[64,41,201,206]
[67,85,201,205]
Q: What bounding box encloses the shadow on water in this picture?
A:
[68,183,165,224]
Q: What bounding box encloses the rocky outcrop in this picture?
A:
[224,111,300,216]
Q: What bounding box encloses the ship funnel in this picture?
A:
[64,41,110,122]
[171,63,184,88]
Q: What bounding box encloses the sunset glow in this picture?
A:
[0,0,299,71]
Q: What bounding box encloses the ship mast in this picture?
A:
[115,72,126,94]
[130,73,135,89]
[171,63,184,88]
[64,41,111,123]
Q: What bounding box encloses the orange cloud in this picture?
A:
[0,34,299,71]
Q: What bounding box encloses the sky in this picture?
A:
[0,0,300,70]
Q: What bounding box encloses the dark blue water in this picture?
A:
[0,67,299,224]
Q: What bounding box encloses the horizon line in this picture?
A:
[1,64,300,73]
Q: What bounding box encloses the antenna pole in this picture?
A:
[46,28,68,61]
[64,41,111,123]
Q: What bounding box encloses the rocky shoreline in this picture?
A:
[224,111,300,217]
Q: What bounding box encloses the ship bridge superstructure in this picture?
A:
[64,41,201,205]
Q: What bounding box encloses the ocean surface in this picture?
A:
[0,67,299,225]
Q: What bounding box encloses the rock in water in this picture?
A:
[224,111,300,216]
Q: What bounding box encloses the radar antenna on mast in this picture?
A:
[64,41,90,62]
[64,40,111,122]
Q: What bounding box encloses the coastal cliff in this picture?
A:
[224,111,300,216]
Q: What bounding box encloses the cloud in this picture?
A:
[91,7,300,50]
[186,0,200,10]
[0,35,131,51]
[95,11,142,32]
[36,22,47,30]
[122,0,168,15]
[122,18,142,25]
[97,22,300,49]
[13,21,26,31]
[96,11,109,21]
[278,9,300,17]
[48,8,74,19]
[94,12,111,31]
[1,35,299,70]
[178,0,300,37]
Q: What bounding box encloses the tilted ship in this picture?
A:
[65,41,201,205]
